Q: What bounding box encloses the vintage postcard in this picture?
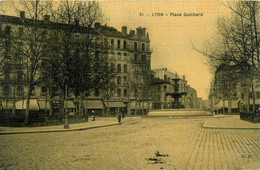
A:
[0,0,259,169]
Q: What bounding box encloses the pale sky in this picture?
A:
[1,1,231,100]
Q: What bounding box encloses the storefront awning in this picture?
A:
[84,100,104,109]
[38,100,50,110]
[64,101,76,109]
[106,102,125,108]
[214,100,238,109]
[1,101,14,109]
[16,99,40,110]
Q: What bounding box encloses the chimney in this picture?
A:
[129,30,135,37]
[95,22,100,28]
[142,28,146,37]
[44,15,50,22]
[75,18,79,26]
[122,26,127,35]
[20,11,25,19]
[183,75,185,80]
[136,27,142,37]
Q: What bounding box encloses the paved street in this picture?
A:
[0,117,259,170]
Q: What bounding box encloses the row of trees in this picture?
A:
[1,0,119,124]
[199,2,259,115]
[1,0,152,124]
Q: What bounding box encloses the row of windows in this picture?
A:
[117,76,128,85]
[111,63,127,73]
[2,85,47,96]
[133,65,150,72]
[157,85,168,92]
[157,95,168,102]
[110,39,146,51]
[4,25,25,38]
[93,88,128,97]
[4,71,23,80]
[134,54,147,62]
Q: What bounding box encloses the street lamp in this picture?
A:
[64,84,69,129]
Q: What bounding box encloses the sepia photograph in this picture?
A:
[0,0,259,169]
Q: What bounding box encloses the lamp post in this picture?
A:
[64,84,69,129]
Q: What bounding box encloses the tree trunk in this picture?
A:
[251,79,256,116]
[135,100,137,115]
[228,98,232,115]
[247,84,250,113]
[49,97,53,118]
[106,99,109,117]
[222,100,225,114]
[25,83,31,125]
[79,93,84,116]
[12,85,16,116]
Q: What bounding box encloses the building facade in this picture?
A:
[0,12,152,118]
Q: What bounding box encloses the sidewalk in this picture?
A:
[0,117,119,135]
[203,115,260,129]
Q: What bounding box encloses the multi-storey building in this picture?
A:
[0,12,152,118]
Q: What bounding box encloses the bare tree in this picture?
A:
[195,1,259,115]
[11,0,53,125]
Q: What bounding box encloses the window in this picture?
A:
[141,55,146,62]
[142,43,145,51]
[134,54,138,62]
[117,88,121,97]
[17,71,23,80]
[117,76,121,85]
[4,70,10,80]
[117,40,121,49]
[117,64,121,73]
[164,85,167,92]
[134,42,138,50]
[124,64,127,73]
[158,86,160,92]
[134,89,138,97]
[95,89,99,96]
[111,63,115,72]
[104,38,108,48]
[257,92,260,99]
[17,86,23,96]
[164,75,167,81]
[124,89,127,97]
[30,85,35,96]
[124,76,127,84]
[5,26,11,36]
[3,85,9,96]
[117,52,121,60]
[95,51,99,60]
[123,41,127,49]
[164,95,167,101]
[111,39,114,48]
[158,95,160,101]
[104,51,108,60]
[19,27,24,37]
[41,86,47,96]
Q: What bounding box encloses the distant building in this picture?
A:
[151,68,200,109]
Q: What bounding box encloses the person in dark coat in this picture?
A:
[117,111,122,123]
[92,110,95,121]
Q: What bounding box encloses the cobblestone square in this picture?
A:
[0,117,259,169]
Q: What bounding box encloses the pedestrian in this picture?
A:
[117,111,122,124]
[122,109,125,119]
[92,110,95,121]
